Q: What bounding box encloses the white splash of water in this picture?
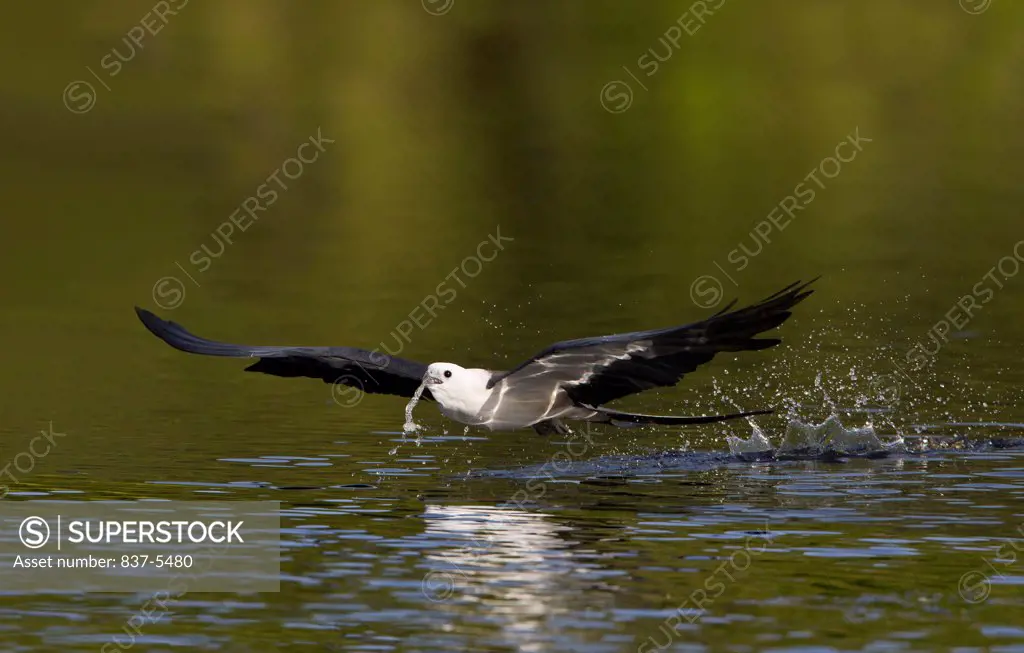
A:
[820,418,886,454]
[728,414,903,457]
[726,422,773,455]
[779,415,885,454]
[778,417,825,452]
[403,382,427,434]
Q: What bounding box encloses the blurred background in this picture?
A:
[1,1,1023,651]
[3,0,1023,439]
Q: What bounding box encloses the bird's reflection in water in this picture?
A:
[419,505,615,651]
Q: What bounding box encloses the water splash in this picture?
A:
[384,383,430,456]
[728,414,903,458]
[726,422,773,455]
[403,382,427,434]
[782,415,887,454]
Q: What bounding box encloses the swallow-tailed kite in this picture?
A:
[135,280,814,435]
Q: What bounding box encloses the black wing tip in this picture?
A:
[712,274,823,319]
[761,276,819,302]
[133,304,222,355]
[134,305,189,343]
[134,305,167,335]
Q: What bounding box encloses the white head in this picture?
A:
[423,362,489,410]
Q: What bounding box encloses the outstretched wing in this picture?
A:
[135,307,432,400]
[487,279,815,407]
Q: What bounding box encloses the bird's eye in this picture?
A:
[443,370,452,378]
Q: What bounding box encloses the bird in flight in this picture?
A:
[136,280,814,435]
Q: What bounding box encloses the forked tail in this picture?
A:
[584,404,772,428]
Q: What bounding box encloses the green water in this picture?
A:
[2,1,1024,650]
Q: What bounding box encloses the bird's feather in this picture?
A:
[134,307,432,400]
[487,279,816,407]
